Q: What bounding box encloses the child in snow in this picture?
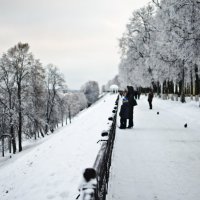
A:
[119,97,129,129]
[78,168,97,200]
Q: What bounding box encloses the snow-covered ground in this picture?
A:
[1,93,200,200]
[107,95,200,200]
[0,93,118,200]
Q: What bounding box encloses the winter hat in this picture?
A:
[83,168,96,182]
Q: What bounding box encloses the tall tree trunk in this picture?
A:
[18,83,23,152]
[45,102,49,133]
[40,128,45,137]
[8,91,17,153]
[10,124,16,154]
[195,65,200,95]
[180,61,186,103]
[175,82,178,94]
[161,82,163,95]
[62,113,63,127]
[18,111,22,152]
[156,81,160,96]
[190,70,193,96]
[169,81,174,94]
[69,108,71,124]
[34,121,38,140]
[45,123,48,134]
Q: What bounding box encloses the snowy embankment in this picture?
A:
[0,93,118,200]
[107,95,200,200]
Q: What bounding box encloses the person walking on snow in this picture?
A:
[119,97,129,129]
[148,89,154,109]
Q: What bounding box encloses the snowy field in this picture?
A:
[107,95,200,200]
[1,93,200,200]
[0,93,118,200]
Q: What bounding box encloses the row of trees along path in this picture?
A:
[0,43,66,153]
[118,0,200,103]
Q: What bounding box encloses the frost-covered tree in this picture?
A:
[81,81,100,106]
[119,3,155,89]
[76,92,88,111]
[0,54,17,153]
[0,42,69,153]
[44,64,65,133]
[64,92,87,124]
[1,43,33,152]
[56,92,67,127]
[118,0,200,102]
[105,75,121,91]
[151,0,200,101]
[24,59,46,138]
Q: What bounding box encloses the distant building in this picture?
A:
[110,85,119,93]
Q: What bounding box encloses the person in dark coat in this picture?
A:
[126,86,137,128]
[138,90,141,99]
[148,89,154,109]
[78,168,97,200]
[134,90,138,99]
[119,97,129,129]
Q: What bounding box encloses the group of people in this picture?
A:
[119,87,154,129]
[119,86,137,129]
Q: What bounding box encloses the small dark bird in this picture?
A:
[157,112,159,115]
[184,123,187,128]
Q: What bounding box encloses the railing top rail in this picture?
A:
[77,95,119,200]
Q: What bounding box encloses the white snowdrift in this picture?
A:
[0,93,118,200]
[107,95,200,200]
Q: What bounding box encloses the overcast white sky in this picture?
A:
[0,0,150,89]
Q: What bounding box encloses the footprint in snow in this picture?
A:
[59,192,69,198]
[47,194,55,199]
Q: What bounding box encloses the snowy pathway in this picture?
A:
[0,93,117,200]
[107,95,200,200]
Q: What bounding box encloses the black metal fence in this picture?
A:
[93,112,118,199]
[77,95,119,200]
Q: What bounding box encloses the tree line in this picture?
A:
[118,0,200,102]
[0,42,100,154]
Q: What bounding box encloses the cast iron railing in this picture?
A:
[77,95,119,200]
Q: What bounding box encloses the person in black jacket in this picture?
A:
[126,86,136,128]
[119,97,129,129]
[78,168,97,200]
[148,89,154,109]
